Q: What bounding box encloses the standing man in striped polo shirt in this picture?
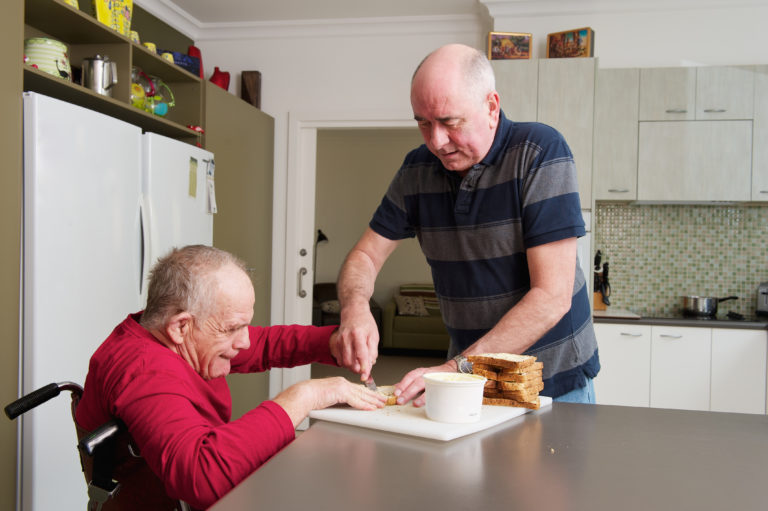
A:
[333,43,599,404]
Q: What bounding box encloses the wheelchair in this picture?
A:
[5,382,192,511]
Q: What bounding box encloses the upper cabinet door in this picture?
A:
[638,120,752,201]
[593,68,639,201]
[492,59,538,122]
[639,67,696,120]
[696,66,754,120]
[537,58,596,206]
[752,65,768,201]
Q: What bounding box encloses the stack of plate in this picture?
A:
[24,38,71,82]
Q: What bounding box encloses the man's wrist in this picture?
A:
[452,354,473,374]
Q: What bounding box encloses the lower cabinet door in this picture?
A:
[711,329,767,414]
[594,323,651,407]
[650,326,711,411]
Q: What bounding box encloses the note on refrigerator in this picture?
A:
[188,157,198,197]
[206,159,217,214]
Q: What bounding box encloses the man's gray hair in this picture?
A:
[141,245,246,331]
[412,44,496,103]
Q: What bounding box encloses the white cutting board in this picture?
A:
[309,396,552,441]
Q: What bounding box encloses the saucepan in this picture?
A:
[681,295,738,317]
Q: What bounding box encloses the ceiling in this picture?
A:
[161,0,483,24]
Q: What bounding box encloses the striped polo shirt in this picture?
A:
[369,112,600,397]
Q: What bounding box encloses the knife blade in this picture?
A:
[364,376,378,392]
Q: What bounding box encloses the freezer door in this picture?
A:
[22,92,143,511]
[141,132,214,302]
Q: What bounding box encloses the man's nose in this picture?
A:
[233,329,250,351]
[428,124,450,149]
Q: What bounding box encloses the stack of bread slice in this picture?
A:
[468,353,543,410]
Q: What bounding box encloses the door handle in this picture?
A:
[297,267,308,298]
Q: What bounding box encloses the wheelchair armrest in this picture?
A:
[79,419,125,457]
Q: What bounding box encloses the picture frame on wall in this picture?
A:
[487,32,532,60]
[546,27,595,58]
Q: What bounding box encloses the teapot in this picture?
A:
[82,55,117,96]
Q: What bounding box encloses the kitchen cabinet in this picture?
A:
[650,325,711,411]
[753,65,768,201]
[595,320,768,414]
[538,58,596,205]
[0,3,23,510]
[639,66,754,121]
[491,59,538,122]
[593,68,639,200]
[637,120,752,201]
[593,323,651,407]
[23,0,202,143]
[493,58,596,205]
[639,67,696,120]
[711,329,767,414]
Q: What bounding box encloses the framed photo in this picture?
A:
[487,32,532,60]
[546,27,595,58]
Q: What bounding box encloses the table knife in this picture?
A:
[364,376,378,392]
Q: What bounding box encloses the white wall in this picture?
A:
[159,0,768,323]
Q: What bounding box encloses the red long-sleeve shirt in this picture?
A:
[75,313,337,509]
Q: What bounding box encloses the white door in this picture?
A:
[22,92,143,511]
[279,112,414,400]
[141,133,214,300]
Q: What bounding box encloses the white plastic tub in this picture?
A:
[423,372,487,423]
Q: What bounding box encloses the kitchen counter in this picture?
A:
[594,313,768,330]
[210,403,768,511]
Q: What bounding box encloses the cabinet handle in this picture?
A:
[760,190,768,194]
[620,332,643,337]
[608,188,630,193]
[665,109,687,114]
[660,334,683,339]
[703,108,727,113]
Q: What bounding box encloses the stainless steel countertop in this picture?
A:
[594,315,768,330]
[210,404,768,511]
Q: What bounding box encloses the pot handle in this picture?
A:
[718,296,739,302]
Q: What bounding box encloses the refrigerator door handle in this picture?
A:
[139,198,148,297]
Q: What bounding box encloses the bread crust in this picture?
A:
[467,353,537,370]
[482,396,540,410]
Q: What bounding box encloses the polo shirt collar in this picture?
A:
[479,109,511,167]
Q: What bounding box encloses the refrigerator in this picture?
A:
[20,92,214,511]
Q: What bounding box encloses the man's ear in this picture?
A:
[487,90,501,127]
[166,312,193,346]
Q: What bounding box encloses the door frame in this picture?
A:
[271,109,414,400]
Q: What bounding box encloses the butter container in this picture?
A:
[423,372,486,424]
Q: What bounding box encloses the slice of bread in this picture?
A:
[472,366,499,380]
[497,380,544,392]
[498,361,543,376]
[497,369,542,383]
[482,396,540,410]
[376,385,398,406]
[467,353,537,370]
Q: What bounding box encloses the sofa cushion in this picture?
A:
[320,300,340,314]
[394,294,429,316]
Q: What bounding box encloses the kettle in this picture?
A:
[82,55,118,97]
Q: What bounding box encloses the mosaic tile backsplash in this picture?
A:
[594,203,768,317]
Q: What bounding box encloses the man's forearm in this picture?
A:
[464,286,571,356]
[337,249,378,311]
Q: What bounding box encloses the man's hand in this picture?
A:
[330,306,379,381]
[273,377,387,428]
[392,360,456,407]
